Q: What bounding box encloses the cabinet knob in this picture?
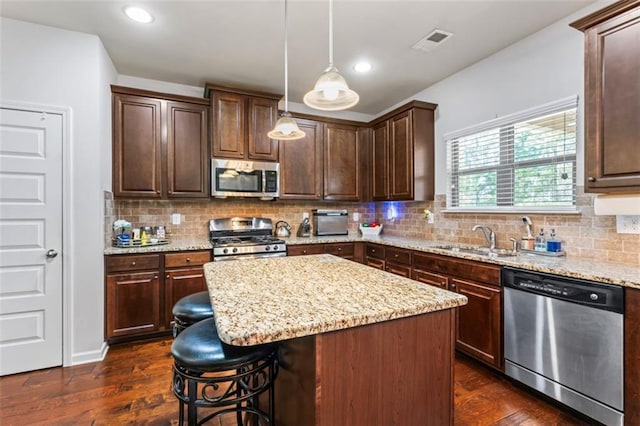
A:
[131,261,136,266]
[156,190,160,194]
[371,249,376,253]
[441,282,446,288]
[385,266,389,271]
[166,275,170,279]
[394,254,399,258]
[153,275,158,279]
[587,176,596,182]
[337,248,342,251]
[303,250,307,254]
[450,283,456,289]
[186,257,191,262]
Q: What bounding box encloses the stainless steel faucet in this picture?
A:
[472,225,496,250]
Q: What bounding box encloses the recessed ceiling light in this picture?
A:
[353,62,372,73]
[124,6,154,24]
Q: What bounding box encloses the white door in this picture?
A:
[0,107,63,375]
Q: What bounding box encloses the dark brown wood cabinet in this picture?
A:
[287,244,325,257]
[626,287,640,424]
[205,84,281,162]
[413,252,502,370]
[279,119,323,200]
[112,86,209,199]
[105,250,211,344]
[163,251,210,329]
[323,123,363,201]
[571,1,640,192]
[384,246,413,277]
[369,101,437,201]
[105,254,162,340]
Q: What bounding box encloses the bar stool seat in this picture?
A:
[171,317,278,426]
[172,291,214,337]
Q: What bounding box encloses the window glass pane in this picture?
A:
[457,172,497,206]
[457,128,500,170]
[514,110,576,162]
[514,162,574,206]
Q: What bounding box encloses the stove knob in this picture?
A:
[223,248,228,254]
[265,246,271,251]
[273,245,279,251]
[232,248,238,253]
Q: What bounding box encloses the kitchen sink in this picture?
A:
[431,244,518,258]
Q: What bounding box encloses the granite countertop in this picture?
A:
[104,234,640,289]
[204,254,468,346]
[286,234,640,290]
[103,240,212,255]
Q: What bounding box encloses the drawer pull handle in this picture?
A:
[131,261,136,266]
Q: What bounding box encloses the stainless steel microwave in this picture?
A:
[211,158,279,199]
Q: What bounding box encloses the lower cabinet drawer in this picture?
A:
[165,251,211,268]
[385,263,411,278]
[324,243,354,258]
[288,244,324,256]
[367,258,385,270]
[386,247,412,266]
[106,254,161,273]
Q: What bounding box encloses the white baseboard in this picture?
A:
[69,341,109,366]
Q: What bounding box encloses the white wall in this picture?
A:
[0,18,117,364]
[380,0,615,196]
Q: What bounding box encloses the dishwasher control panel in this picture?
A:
[502,267,624,313]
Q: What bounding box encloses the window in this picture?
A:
[445,96,578,212]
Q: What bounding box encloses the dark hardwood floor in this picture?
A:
[0,338,589,425]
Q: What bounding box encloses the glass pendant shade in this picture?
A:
[303,65,359,111]
[267,112,305,140]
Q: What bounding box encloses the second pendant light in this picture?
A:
[303,0,359,111]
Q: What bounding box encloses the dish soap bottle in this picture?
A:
[534,229,547,252]
[547,229,562,252]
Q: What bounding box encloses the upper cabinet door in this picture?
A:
[112,93,163,198]
[389,110,414,200]
[279,119,323,200]
[571,3,640,192]
[212,91,245,159]
[371,121,389,201]
[324,123,361,201]
[247,97,279,161]
[166,101,209,198]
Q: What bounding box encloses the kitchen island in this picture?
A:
[204,254,468,426]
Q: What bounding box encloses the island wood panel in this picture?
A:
[275,309,455,426]
[626,287,640,424]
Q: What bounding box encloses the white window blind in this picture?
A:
[445,96,578,213]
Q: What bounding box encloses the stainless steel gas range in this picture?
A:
[209,217,287,261]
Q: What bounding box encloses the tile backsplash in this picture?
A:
[105,187,639,266]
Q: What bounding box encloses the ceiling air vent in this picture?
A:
[411,29,453,53]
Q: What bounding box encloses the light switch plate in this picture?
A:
[172,213,181,225]
[302,212,309,220]
[353,212,360,222]
[616,215,640,234]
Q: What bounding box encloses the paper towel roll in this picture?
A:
[593,194,640,215]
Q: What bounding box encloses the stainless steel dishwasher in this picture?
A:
[503,267,624,426]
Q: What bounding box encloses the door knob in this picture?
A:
[46,249,58,259]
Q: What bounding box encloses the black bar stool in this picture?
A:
[171,317,278,425]
[172,291,214,337]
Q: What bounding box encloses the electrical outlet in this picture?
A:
[353,212,360,222]
[172,213,181,225]
[616,215,640,234]
[428,214,435,224]
[302,212,309,220]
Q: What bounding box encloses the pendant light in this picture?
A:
[268,0,305,141]
[303,0,359,111]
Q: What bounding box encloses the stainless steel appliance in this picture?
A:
[503,267,624,426]
[211,158,279,199]
[312,209,348,236]
[209,217,286,261]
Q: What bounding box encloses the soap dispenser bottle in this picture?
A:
[547,229,562,252]
[534,228,547,252]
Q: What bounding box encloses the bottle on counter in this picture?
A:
[546,229,563,252]
[534,229,547,252]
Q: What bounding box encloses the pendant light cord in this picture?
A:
[284,0,289,112]
[328,0,334,67]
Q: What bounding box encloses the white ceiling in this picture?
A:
[1,0,594,115]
